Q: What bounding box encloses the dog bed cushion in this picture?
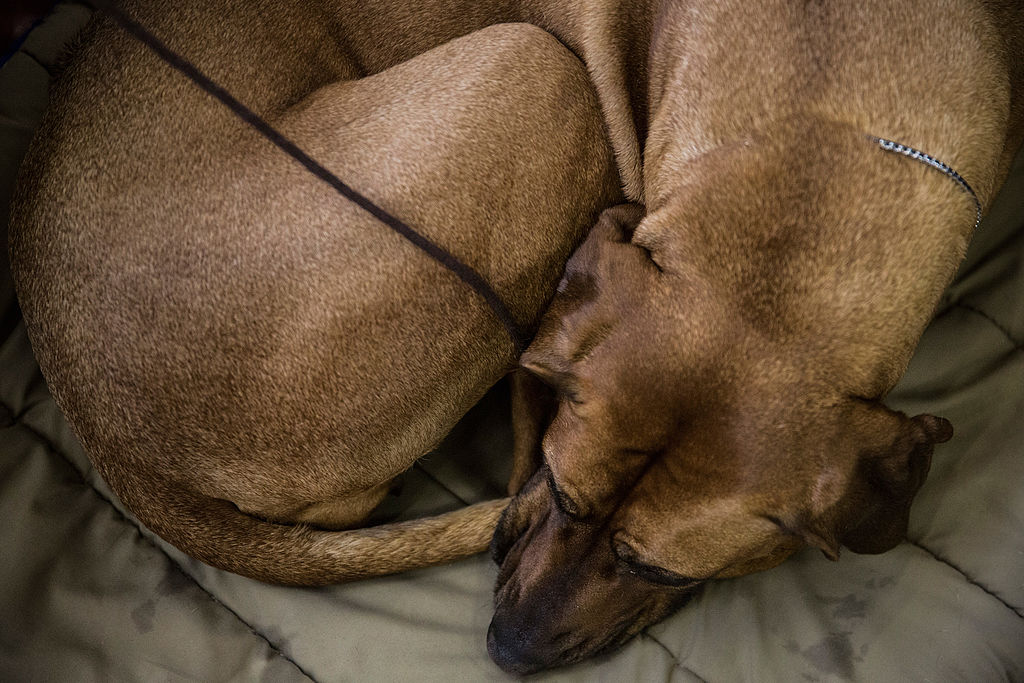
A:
[2,5,1022,681]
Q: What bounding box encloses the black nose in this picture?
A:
[486,619,555,676]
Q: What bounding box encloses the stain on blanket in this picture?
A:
[781,585,886,680]
[129,566,195,634]
[158,564,192,596]
[131,599,156,633]
[829,593,868,620]
[786,632,860,680]
[864,575,897,590]
[260,626,290,654]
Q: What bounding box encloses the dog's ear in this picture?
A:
[838,411,952,554]
[807,405,953,558]
[508,368,558,494]
[521,203,649,387]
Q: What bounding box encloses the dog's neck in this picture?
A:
[630,0,1021,400]
[634,118,979,400]
[641,0,1014,210]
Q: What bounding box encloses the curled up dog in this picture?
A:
[8,0,1023,675]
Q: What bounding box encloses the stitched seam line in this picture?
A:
[413,461,470,506]
[1,398,318,683]
[641,632,708,682]
[955,302,1023,350]
[906,538,1024,619]
[0,0,60,69]
[17,47,59,79]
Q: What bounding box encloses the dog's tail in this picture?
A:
[131,483,509,585]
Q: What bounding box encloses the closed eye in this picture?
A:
[558,387,584,405]
[613,539,701,588]
[621,558,700,587]
[545,467,583,519]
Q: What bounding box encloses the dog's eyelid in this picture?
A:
[611,537,699,587]
[621,557,698,587]
[639,245,665,273]
[545,469,585,520]
[630,234,665,273]
[560,387,584,405]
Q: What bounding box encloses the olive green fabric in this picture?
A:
[2,6,1021,681]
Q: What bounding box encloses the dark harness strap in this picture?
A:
[85,0,530,354]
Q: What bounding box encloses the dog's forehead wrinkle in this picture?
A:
[568,320,615,363]
[630,212,672,255]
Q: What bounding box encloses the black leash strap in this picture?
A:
[85,0,530,354]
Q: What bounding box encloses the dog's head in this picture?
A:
[488,202,952,674]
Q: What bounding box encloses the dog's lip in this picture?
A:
[487,618,603,676]
[489,499,519,565]
[486,597,658,675]
[490,507,533,594]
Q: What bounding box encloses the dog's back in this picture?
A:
[9,0,620,581]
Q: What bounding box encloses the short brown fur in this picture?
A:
[490,0,1022,674]
[8,0,1023,674]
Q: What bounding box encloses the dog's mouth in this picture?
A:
[489,465,549,577]
[487,470,704,675]
[485,607,643,676]
[486,598,652,676]
[487,581,702,675]
[489,491,526,569]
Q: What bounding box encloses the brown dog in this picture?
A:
[9,2,626,584]
[8,0,1024,676]
[489,1,1024,675]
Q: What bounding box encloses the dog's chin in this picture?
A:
[486,467,702,674]
[486,618,643,676]
[485,611,617,677]
[486,582,701,675]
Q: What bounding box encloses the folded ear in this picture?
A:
[812,405,952,557]
[508,368,557,494]
[520,203,648,386]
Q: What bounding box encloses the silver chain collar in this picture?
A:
[870,136,982,232]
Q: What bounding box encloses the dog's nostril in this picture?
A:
[486,619,552,676]
[487,622,526,675]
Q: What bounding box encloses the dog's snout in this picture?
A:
[486,620,533,676]
[487,616,568,676]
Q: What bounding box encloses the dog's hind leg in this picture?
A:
[19,22,621,584]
